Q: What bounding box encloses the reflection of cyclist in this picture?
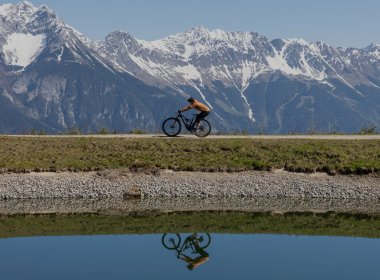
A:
[162,233,211,270]
[179,97,211,131]
[180,241,210,271]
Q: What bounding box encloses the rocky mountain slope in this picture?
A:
[1,1,379,133]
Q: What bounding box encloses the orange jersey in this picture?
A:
[182,100,211,112]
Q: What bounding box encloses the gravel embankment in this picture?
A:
[0,170,379,200]
[1,197,379,215]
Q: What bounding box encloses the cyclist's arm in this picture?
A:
[180,104,194,112]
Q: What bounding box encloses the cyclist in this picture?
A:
[181,249,210,271]
[178,97,211,131]
[179,234,210,270]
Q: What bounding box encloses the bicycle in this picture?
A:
[161,233,211,253]
[162,111,211,137]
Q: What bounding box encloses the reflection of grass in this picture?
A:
[0,137,379,175]
[0,211,379,239]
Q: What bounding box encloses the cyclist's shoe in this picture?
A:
[191,125,199,133]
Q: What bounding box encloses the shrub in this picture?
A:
[359,125,377,135]
[66,128,81,135]
[129,129,146,134]
[98,128,109,135]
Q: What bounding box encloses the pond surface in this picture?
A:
[1,233,379,280]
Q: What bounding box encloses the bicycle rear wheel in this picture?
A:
[194,233,211,249]
[162,118,182,137]
[193,119,211,138]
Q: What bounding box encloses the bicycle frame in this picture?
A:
[172,234,201,258]
[176,112,197,131]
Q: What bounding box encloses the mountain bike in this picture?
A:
[162,112,211,137]
[161,233,211,253]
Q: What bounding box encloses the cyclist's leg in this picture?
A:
[194,112,209,128]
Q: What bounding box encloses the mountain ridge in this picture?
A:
[0,1,379,134]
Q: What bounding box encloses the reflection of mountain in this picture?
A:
[0,211,379,239]
[162,233,211,270]
[1,2,380,133]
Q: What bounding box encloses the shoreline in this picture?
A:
[1,211,379,239]
[0,169,379,201]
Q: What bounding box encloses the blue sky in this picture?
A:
[3,0,379,47]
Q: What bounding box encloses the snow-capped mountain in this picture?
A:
[1,1,90,66]
[0,1,178,133]
[1,1,379,133]
[97,26,380,132]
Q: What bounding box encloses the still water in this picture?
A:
[0,233,379,280]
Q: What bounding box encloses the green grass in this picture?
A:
[0,211,379,239]
[0,137,379,174]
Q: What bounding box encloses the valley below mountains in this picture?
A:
[1,1,380,134]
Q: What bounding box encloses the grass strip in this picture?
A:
[0,137,379,175]
[0,211,379,239]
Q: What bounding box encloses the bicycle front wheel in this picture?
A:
[193,119,211,138]
[162,233,181,250]
[162,118,182,137]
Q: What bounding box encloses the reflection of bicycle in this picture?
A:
[162,112,211,137]
[162,233,211,251]
[162,233,211,270]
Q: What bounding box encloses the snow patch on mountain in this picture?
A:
[266,40,326,80]
[266,51,300,76]
[0,3,12,15]
[128,54,163,77]
[2,89,14,103]
[139,27,256,60]
[369,46,380,59]
[174,64,202,81]
[137,39,171,54]
[3,33,45,67]
[286,38,309,46]
[0,1,37,22]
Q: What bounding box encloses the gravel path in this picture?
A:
[0,170,379,200]
[5,134,380,140]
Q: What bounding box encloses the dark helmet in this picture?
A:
[187,97,195,103]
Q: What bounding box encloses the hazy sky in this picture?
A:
[3,0,379,47]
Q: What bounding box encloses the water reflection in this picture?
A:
[162,233,211,270]
[0,231,379,279]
